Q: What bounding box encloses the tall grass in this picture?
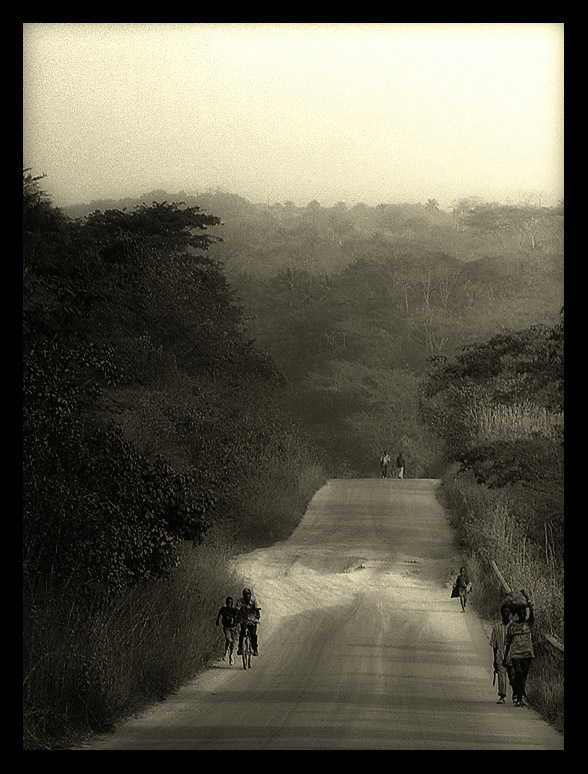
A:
[23,533,240,750]
[234,453,327,547]
[465,401,564,444]
[23,458,327,750]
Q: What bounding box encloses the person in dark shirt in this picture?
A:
[396,452,405,479]
[503,591,535,707]
[455,567,472,612]
[215,596,239,664]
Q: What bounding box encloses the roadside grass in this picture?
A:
[526,648,564,733]
[23,533,239,750]
[439,474,564,733]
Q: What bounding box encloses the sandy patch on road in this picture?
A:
[232,542,457,646]
[232,546,357,640]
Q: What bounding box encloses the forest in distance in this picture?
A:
[63,188,564,477]
[24,174,564,748]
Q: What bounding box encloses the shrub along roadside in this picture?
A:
[23,453,326,751]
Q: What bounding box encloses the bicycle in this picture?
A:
[239,620,260,670]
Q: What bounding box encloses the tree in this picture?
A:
[405,252,464,357]
[461,202,556,251]
[23,174,289,595]
[421,320,564,461]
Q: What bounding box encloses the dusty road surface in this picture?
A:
[78,479,564,750]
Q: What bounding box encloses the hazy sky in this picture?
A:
[23,22,564,209]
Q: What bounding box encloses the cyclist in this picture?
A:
[215,596,240,664]
[236,587,261,657]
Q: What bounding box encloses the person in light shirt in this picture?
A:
[380,450,391,478]
[490,605,513,704]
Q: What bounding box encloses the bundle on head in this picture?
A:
[501,589,530,619]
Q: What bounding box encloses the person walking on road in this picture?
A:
[503,591,535,707]
[490,605,513,704]
[455,567,472,612]
[380,450,391,478]
[215,596,240,665]
[396,451,405,479]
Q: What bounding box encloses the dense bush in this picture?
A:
[23,172,296,592]
[457,437,563,488]
[421,322,564,599]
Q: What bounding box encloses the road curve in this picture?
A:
[78,479,564,750]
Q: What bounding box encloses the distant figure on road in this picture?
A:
[503,591,535,707]
[215,596,239,665]
[236,587,261,657]
[490,605,513,704]
[380,450,391,478]
[455,567,472,612]
[396,452,405,479]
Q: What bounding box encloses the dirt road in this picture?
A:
[78,479,564,750]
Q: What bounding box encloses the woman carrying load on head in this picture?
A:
[502,590,535,707]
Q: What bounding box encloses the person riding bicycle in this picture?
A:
[236,587,261,657]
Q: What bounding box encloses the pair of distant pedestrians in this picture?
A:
[379,450,405,479]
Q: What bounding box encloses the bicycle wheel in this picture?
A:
[242,635,250,670]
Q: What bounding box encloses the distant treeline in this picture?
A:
[64,189,564,278]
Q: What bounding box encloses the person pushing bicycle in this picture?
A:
[236,587,261,657]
